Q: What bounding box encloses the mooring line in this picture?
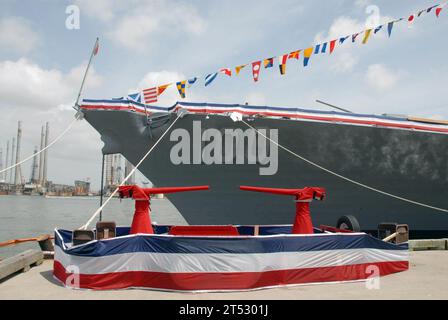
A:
[241,119,448,214]
[0,113,82,175]
[80,113,182,230]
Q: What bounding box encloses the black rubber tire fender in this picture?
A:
[336,215,361,232]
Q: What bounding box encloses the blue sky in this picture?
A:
[0,0,447,189]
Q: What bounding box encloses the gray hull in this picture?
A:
[83,109,448,236]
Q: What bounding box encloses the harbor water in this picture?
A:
[0,195,187,259]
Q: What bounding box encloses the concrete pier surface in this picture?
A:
[0,251,447,300]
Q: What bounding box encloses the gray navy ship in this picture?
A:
[80,99,448,237]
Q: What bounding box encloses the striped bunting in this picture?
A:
[54,227,409,291]
[80,99,448,135]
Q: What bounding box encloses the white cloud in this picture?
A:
[355,0,371,8]
[244,92,267,106]
[0,58,103,110]
[365,64,399,90]
[77,0,207,50]
[0,17,39,54]
[330,51,359,73]
[74,0,115,22]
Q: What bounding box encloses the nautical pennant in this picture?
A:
[128,92,142,103]
[436,6,443,17]
[329,39,337,54]
[176,81,186,99]
[263,57,274,68]
[187,78,197,88]
[303,47,313,67]
[321,42,327,53]
[205,73,218,86]
[252,61,261,82]
[352,32,361,43]
[278,54,288,75]
[219,68,232,77]
[235,64,247,75]
[374,25,383,34]
[339,36,349,44]
[362,29,372,44]
[427,5,438,13]
[408,14,415,24]
[314,44,321,54]
[288,50,300,60]
[157,84,171,96]
[387,21,394,37]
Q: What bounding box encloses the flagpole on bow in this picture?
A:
[73,37,100,110]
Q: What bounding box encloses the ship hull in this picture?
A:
[82,109,448,237]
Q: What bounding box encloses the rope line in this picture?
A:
[0,113,82,175]
[80,113,182,230]
[242,119,448,214]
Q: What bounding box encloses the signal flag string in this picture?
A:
[80,113,182,230]
[241,118,448,214]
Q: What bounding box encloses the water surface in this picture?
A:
[0,195,186,258]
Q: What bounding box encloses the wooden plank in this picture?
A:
[407,116,448,125]
[408,239,447,251]
[0,249,44,281]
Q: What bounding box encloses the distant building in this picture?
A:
[47,183,75,196]
[74,180,91,195]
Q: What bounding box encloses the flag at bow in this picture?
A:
[252,61,261,82]
[176,81,186,99]
[92,38,100,56]
[143,87,158,104]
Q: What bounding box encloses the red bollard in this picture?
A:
[240,186,326,234]
[118,185,210,234]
